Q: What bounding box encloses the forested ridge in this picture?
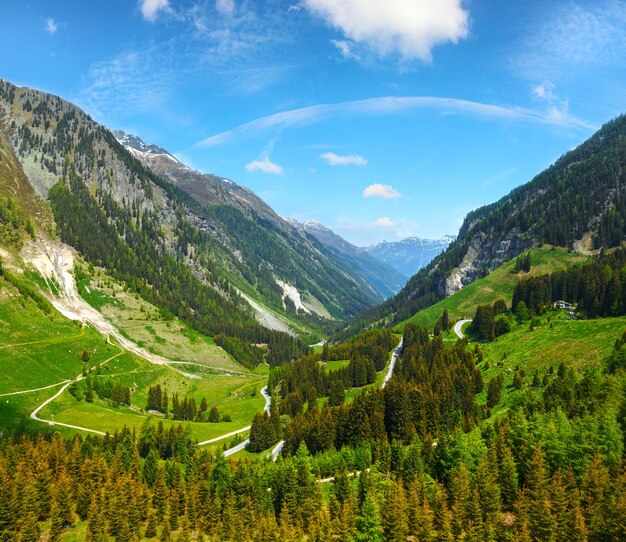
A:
[337,114,626,340]
[0,78,382,337]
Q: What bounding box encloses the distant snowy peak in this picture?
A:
[113,130,178,161]
[366,235,456,277]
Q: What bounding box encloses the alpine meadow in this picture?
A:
[1,1,626,541]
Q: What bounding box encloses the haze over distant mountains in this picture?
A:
[365,235,456,277]
[288,219,408,298]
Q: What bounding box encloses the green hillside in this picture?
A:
[398,246,587,331]
[475,312,626,412]
[0,271,265,441]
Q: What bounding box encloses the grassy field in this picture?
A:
[475,312,626,412]
[0,266,268,441]
[398,246,587,332]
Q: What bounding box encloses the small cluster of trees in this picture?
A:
[514,251,532,273]
[68,376,131,407]
[147,385,225,422]
[470,299,510,341]
[433,308,450,336]
[146,384,169,413]
[513,246,626,318]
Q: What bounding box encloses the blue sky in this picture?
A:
[2,1,626,246]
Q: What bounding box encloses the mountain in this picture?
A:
[287,219,408,298]
[0,78,385,365]
[338,114,626,337]
[365,235,455,277]
[110,130,385,315]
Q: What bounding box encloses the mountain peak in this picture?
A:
[113,130,178,162]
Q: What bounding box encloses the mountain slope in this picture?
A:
[110,130,383,319]
[288,219,408,298]
[0,79,383,348]
[366,235,455,276]
[338,114,626,337]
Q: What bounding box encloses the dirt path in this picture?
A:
[29,349,124,434]
[0,380,70,397]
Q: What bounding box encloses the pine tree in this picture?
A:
[153,465,169,520]
[354,495,382,542]
[525,447,555,542]
[381,482,407,542]
[86,495,106,542]
[145,508,158,538]
[18,511,40,542]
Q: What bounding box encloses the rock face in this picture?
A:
[0,78,383,329]
[366,235,455,278]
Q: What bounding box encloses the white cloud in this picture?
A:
[303,0,469,62]
[140,0,170,22]
[245,157,284,174]
[196,95,597,148]
[331,39,358,60]
[321,152,367,166]
[531,82,573,128]
[216,0,235,16]
[363,183,402,199]
[374,217,395,228]
[46,18,58,34]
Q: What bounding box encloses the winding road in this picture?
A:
[382,337,404,388]
[454,319,473,339]
[208,385,273,456]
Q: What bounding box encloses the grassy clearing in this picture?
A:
[322,359,350,373]
[40,349,266,439]
[398,246,587,332]
[475,312,626,412]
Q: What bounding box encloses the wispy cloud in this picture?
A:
[303,0,469,62]
[216,0,236,17]
[76,4,293,125]
[140,0,171,22]
[374,217,395,228]
[480,167,518,190]
[321,152,367,166]
[363,183,402,199]
[513,1,626,81]
[196,95,597,148]
[245,157,283,174]
[45,17,58,34]
[245,139,284,174]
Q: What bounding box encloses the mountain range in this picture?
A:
[0,78,401,367]
[365,235,456,277]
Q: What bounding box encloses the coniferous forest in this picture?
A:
[2,317,625,541]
